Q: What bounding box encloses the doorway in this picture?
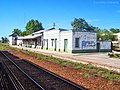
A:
[46,39,48,50]
[97,42,100,52]
[55,39,57,51]
[64,39,68,52]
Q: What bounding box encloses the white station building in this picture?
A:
[9,28,112,53]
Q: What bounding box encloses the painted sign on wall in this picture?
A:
[100,41,111,49]
[80,33,96,49]
[82,40,95,48]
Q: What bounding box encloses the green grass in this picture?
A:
[83,72,90,77]
[0,42,9,50]
[75,65,83,69]
[102,73,120,81]
[116,54,120,58]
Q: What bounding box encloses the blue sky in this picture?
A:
[0,0,120,38]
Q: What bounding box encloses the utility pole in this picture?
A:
[53,23,56,29]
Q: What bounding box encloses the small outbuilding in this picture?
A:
[9,33,20,46]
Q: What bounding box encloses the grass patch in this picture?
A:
[102,73,120,81]
[54,58,66,64]
[0,42,9,50]
[75,65,83,69]
[83,72,90,77]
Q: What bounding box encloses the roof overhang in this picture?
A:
[18,34,42,40]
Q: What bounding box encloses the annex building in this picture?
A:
[9,28,111,53]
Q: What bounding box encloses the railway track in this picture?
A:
[0,61,17,90]
[0,51,85,90]
[0,51,44,90]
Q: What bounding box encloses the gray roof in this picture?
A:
[18,33,42,40]
[46,28,68,31]
[9,32,19,37]
[17,28,69,40]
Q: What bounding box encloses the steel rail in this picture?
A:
[2,60,25,90]
[0,61,19,90]
[1,51,45,90]
[24,59,85,90]
[0,65,9,90]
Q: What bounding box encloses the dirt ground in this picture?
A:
[9,49,120,90]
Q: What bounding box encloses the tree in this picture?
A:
[71,18,94,31]
[100,29,112,40]
[21,31,27,36]
[110,28,120,33]
[1,37,8,43]
[25,19,44,35]
[94,27,118,41]
[4,37,8,42]
[1,37,4,43]
[94,27,102,40]
[12,28,22,35]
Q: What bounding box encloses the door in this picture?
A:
[97,42,100,52]
[55,39,57,51]
[35,39,37,48]
[64,39,68,52]
[14,37,17,45]
[46,39,48,50]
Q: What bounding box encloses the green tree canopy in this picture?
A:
[12,28,22,35]
[21,31,27,36]
[1,37,4,43]
[94,27,102,40]
[25,19,44,35]
[101,29,110,40]
[95,28,115,41]
[110,28,120,33]
[71,18,94,31]
[1,37,8,43]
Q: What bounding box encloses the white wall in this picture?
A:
[17,39,23,46]
[44,29,60,50]
[9,36,12,46]
[117,33,120,40]
[9,33,19,45]
[100,41,111,50]
[60,30,72,50]
[72,32,97,50]
[44,30,97,52]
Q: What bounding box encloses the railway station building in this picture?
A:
[10,28,111,53]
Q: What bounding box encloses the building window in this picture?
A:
[75,38,79,48]
[51,39,54,46]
